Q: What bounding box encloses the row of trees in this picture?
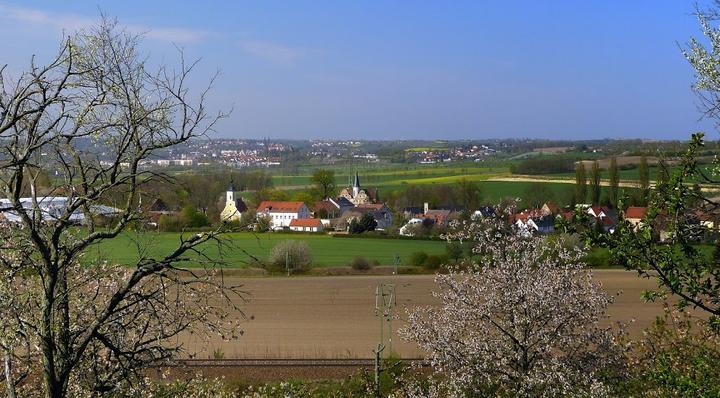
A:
[573,156,657,206]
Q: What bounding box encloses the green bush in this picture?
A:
[268,240,313,273]
[409,251,428,267]
[157,206,210,232]
[350,256,371,271]
[423,254,448,270]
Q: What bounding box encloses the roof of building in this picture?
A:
[289,218,323,228]
[425,209,452,225]
[257,201,306,213]
[314,200,340,213]
[476,206,495,217]
[589,206,610,217]
[353,171,360,188]
[334,197,355,208]
[403,206,425,216]
[233,198,248,213]
[0,197,119,223]
[542,202,560,214]
[147,198,170,212]
[624,206,647,219]
[356,203,388,211]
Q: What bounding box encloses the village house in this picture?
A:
[220,182,248,222]
[143,198,177,227]
[337,203,394,231]
[624,206,647,227]
[514,212,555,234]
[313,197,354,220]
[257,201,311,230]
[289,218,324,232]
[586,205,616,232]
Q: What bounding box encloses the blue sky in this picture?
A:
[0,1,714,140]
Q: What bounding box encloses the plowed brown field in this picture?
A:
[180,270,675,359]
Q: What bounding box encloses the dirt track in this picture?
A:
[179,271,674,360]
[488,175,720,192]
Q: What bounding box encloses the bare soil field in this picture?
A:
[179,270,679,360]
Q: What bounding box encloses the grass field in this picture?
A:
[271,163,509,189]
[179,271,683,360]
[89,232,448,268]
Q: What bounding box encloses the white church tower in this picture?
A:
[220,181,247,222]
[352,171,361,197]
[226,181,236,204]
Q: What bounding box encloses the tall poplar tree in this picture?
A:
[590,160,601,205]
[638,155,650,204]
[609,157,620,207]
[575,162,588,204]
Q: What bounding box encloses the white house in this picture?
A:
[256,201,310,230]
[289,218,324,232]
[400,218,425,236]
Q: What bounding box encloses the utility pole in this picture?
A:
[374,283,396,397]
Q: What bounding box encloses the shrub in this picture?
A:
[350,256,371,271]
[255,215,271,232]
[268,240,313,273]
[423,254,447,270]
[157,206,210,232]
[349,213,378,234]
[409,251,428,267]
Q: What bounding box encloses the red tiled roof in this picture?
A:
[289,218,323,227]
[560,211,574,220]
[624,206,647,219]
[257,201,306,213]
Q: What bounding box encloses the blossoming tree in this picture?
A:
[0,19,243,398]
[401,216,626,397]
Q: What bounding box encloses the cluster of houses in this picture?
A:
[513,202,620,234]
[513,202,718,239]
[220,172,394,233]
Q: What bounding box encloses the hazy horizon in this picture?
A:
[0,1,716,140]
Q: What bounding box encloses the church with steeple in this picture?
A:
[220,181,248,222]
[338,172,379,205]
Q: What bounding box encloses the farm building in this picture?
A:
[0,197,119,224]
[289,218,324,232]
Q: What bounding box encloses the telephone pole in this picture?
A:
[373,283,396,397]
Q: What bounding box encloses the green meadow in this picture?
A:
[88,232,448,268]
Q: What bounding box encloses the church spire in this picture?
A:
[352,171,360,197]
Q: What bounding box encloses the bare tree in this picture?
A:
[0,18,244,398]
[400,215,627,397]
